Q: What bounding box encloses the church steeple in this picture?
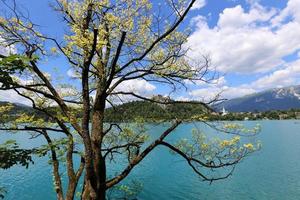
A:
[222,106,228,116]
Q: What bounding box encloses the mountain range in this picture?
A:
[215,85,300,112]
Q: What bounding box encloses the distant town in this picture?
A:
[209,107,300,121]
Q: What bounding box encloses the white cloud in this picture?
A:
[189,85,256,101]
[188,57,300,101]
[271,0,300,26]
[185,76,227,87]
[175,96,191,101]
[113,79,156,94]
[108,78,156,104]
[251,59,300,90]
[189,87,221,102]
[0,90,31,105]
[211,76,227,86]
[218,4,276,29]
[0,37,16,56]
[191,0,206,10]
[57,86,78,97]
[223,86,257,98]
[186,1,300,74]
[67,69,80,78]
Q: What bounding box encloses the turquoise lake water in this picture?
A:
[1,120,300,199]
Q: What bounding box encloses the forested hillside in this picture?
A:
[0,100,208,122]
[104,101,208,122]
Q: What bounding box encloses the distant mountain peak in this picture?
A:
[272,86,300,100]
[215,85,300,112]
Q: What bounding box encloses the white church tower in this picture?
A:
[221,106,228,116]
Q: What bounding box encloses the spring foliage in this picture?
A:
[0,0,260,199]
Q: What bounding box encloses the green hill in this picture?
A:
[104,100,208,122]
[0,101,39,122]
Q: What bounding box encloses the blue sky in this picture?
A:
[1,0,300,104]
[182,0,300,101]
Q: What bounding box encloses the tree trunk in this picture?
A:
[65,179,77,200]
[53,161,64,200]
[82,96,107,200]
[81,146,107,200]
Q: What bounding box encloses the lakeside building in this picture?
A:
[221,107,228,116]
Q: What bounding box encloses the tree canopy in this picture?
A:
[0,1,260,200]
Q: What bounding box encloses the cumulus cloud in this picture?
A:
[251,59,300,90]
[108,78,156,104]
[185,76,227,87]
[191,0,206,10]
[189,85,256,101]
[0,90,31,105]
[184,0,300,101]
[186,0,300,74]
[271,0,300,26]
[67,69,81,78]
[189,87,221,102]
[113,79,156,94]
[0,36,16,56]
[188,57,300,101]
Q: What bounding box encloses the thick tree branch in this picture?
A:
[104,31,127,93]
[106,120,181,188]
[38,130,64,200]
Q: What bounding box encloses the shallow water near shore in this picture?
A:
[1,120,300,200]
